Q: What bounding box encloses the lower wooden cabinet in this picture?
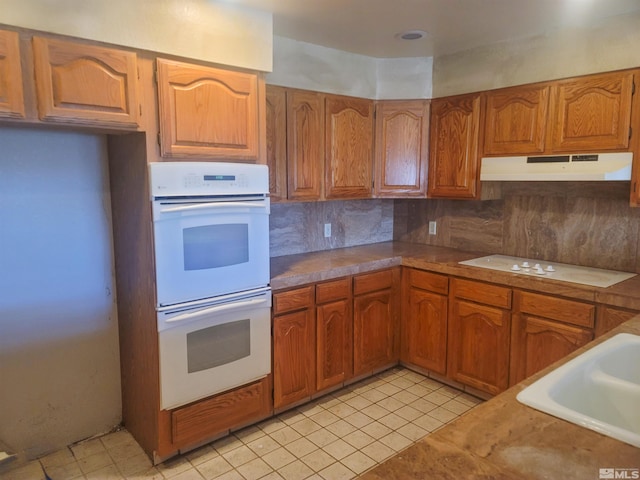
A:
[596,305,640,337]
[316,278,353,390]
[401,268,448,374]
[353,269,400,376]
[272,286,316,409]
[510,290,594,384]
[447,278,512,395]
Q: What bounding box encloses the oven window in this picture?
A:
[183,224,249,270]
[186,319,250,373]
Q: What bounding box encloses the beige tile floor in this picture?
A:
[2,367,482,480]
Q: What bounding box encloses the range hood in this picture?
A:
[480,152,633,181]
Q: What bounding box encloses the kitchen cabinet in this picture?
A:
[287,89,325,200]
[0,29,25,119]
[265,85,287,201]
[374,100,430,197]
[32,36,139,128]
[549,70,635,152]
[353,268,400,376]
[483,84,549,155]
[401,268,448,375]
[448,278,512,395]
[325,95,374,199]
[272,286,316,409]
[595,305,639,338]
[510,291,594,385]
[156,58,261,161]
[316,278,353,390]
[427,93,481,199]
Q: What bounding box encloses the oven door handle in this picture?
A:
[164,297,269,324]
[159,202,267,214]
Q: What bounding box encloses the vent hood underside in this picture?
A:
[480,152,633,181]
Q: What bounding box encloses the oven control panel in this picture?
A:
[149,162,269,197]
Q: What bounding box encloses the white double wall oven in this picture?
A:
[150,162,271,410]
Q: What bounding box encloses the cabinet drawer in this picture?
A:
[354,269,394,295]
[517,291,594,328]
[171,376,271,446]
[452,278,511,309]
[273,286,314,315]
[407,268,448,295]
[316,277,351,304]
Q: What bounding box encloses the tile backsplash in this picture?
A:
[270,199,394,257]
[394,182,640,273]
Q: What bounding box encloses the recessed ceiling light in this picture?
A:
[396,30,428,41]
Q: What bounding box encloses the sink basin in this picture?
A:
[517,333,640,448]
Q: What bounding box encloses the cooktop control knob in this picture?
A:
[511,265,521,271]
[545,265,556,272]
[521,262,530,268]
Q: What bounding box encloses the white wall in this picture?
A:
[267,35,433,99]
[0,0,273,72]
[0,127,120,459]
[433,10,640,97]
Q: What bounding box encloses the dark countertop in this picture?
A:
[359,316,640,479]
[270,241,640,310]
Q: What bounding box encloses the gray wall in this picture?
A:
[0,127,121,459]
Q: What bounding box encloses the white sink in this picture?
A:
[517,333,640,448]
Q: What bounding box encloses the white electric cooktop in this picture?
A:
[459,254,636,288]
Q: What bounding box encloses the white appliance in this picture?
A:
[480,152,633,181]
[149,162,272,410]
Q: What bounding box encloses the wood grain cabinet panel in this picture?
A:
[549,71,635,152]
[595,305,639,338]
[32,36,139,127]
[325,95,374,199]
[316,278,353,391]
[428,93,481,199]
[353,269,399,376]
[157,58,260,160]
[0,29,25,119]
[401,269,448,374]
[448,279,511,395]
[265,85,287,201]
[483,84,549,155]
[287,89,325,200]
[374,100,429,197]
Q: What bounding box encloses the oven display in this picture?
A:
[204,175,235,181]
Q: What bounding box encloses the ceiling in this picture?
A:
[225,0,640,58]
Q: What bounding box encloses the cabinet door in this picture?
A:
[157,58,259,160]
[549,71,634,152]
[287,89,324,200]
[374,100,429,197]
[448,298,511,395]
[483,85,549,155]
[353,289,396,376]
[596,305,639,338]
[32,37,139,127]
[402,287,448,374]
[510,314,593,385]
[266,85,287,201]
[428,93,481,199]
[273,309,315,409]
[0,30,25,119]
[325,96,374,199]
[317,298,353,390]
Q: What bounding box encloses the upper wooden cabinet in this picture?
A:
[549,71,635,152]
[157,58,260,160]
[428,93,481,199]
[32,37,139,128]
[0,30,25,119]
[374,100,430,197]
[325,96,374,199]
[265,85,287,201]
[483,84,549,155]
[287,89,325,200]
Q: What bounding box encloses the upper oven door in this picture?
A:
[152,197,270,307]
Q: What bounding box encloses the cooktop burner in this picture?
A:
[459,254,636,288]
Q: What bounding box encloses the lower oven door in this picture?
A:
[157,289,271,410]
